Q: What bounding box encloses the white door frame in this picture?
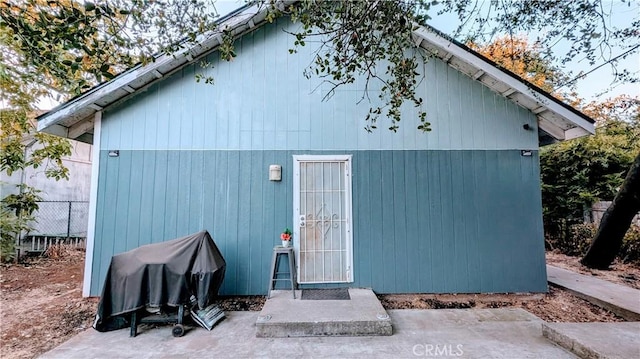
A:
[293,155,353,283]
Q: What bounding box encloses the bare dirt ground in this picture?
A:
[0,248,98,359]
[546,251,640,289]
[378,287,624,322]
[0,248,632,359]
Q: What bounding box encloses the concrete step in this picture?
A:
[256,288,392,337]
[543,322,640,359]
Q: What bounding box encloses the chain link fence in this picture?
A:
[20,201,89,253]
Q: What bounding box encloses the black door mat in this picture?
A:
[301,288,350,300]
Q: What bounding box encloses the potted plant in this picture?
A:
[280,228,292,247]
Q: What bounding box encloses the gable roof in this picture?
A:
[37,1,595,144]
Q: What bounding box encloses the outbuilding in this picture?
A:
[38,4,594,297]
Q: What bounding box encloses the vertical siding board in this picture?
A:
[285,25,300,149]
[150,151,168,243]
[144,86,158,150]
[236,152,252,293]
[477,151,493,292]
[261,151,278,292]
[213,151,232,294]
[249,151,265,294]
[450,150,469,290]
[238,38,252,149]
[435,61,449,149]
[152,85,169,150]
[125,151,144,249]
[189,151,204,231]
[163,151,180,239]
[465,151,482,292]
[127,103,144,149]
[268,25,284,148]
[176,151,193,235]
[226,151,242,294]
[380,151,397,292]
[210,60,226,150]
[449,70,463,149]
[353,152,371,287]
[391,151,409,292]
[112,152,132,254]
[164,75,183,149]
[469,81,483,149]
[427,151,444,292]
[486,150,504,291]
[440,151,458,292]
[367,151,385,292]
[189,67,206,150]
[179,69,193,149]
[415,151,432,292]
[100,115,111,150]
[502,152,519,290]
[201,152,217,236]
[403,150,420,291]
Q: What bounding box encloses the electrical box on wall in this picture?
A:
[269,165,282,181]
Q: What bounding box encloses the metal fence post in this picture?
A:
[67,201,72,239]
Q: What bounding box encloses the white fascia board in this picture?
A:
[565,126,592,140]
[413,27,595,137]
[37,1,288,134]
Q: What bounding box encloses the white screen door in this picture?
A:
[293,155,353,283]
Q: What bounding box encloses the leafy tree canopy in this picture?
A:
[540,95,640,232]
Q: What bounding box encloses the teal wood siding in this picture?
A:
[91,149,546,295]
[100,18,538,152]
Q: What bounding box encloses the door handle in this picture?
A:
[299,215,306,227]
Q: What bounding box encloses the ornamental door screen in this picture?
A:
[293,155,353,283]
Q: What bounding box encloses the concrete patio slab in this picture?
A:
[40,309,576,359]
[256,288,392,337]
[543,322,640,359]
[547,265,640,320]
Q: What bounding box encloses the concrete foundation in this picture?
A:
[256,288,392,337]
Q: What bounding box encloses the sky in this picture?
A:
[36,0,639,109]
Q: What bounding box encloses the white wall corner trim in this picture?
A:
[82,111,101,297]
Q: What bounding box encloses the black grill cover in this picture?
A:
[93,230,225,332]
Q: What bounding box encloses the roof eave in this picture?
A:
[412,27,595,142]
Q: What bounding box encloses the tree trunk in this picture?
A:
[581,152,640,269]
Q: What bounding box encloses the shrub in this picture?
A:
[550,223,597,256]
[620,225,640,265]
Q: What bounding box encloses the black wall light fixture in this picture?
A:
[108,150,120,157]
[521,150,533,157]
